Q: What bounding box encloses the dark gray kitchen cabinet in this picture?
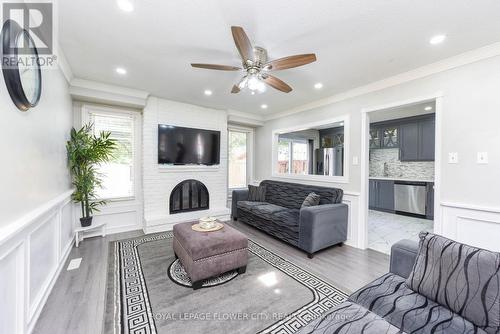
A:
[426,182,434,220]
[400,117,435,161]
[399,122,419,161]
[419,118,435,161]
[369,179,394,212]
[370,126,399,149]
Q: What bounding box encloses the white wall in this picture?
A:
[0,68,73,227]
[142,97,229,232]
[0,66,75,334]
[256,55,500,249]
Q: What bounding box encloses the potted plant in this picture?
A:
[67,124,116,227]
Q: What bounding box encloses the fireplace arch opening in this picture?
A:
[169,180,209,214]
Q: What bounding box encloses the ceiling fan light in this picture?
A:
[247,75,261,91]
[238,77,248,89]
[257,81,266,93]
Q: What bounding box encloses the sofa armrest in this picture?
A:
[298,203,348,254]
[231,189,249,219]
[389,239,419,279]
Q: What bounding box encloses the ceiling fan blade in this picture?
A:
[264,54,317,71]
[191,63,241,71]
[262,75,292,93]
[231,85,241,94]
[231,26,254,63]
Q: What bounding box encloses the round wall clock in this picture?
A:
[1,19,42,111]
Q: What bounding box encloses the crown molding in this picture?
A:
[69,78,150,109]
[264,42,500,121]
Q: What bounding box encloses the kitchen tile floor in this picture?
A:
[368,210,433,254]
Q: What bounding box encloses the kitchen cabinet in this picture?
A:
[418,118,435,161]
[399,122,419,161]
[426,182,434,219]
[369,179,394,212]
[399,117,435,161]
[370,126,398,149]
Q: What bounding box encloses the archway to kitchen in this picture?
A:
[359,94,442,254]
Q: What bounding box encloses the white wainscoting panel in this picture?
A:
[342,192,360,248]
[441,202,500,251]
[0,190,75,334]
[0,243,24,334]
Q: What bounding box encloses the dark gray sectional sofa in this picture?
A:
[231,180,348,258]
[302,232,500,334]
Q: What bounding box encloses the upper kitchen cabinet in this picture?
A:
[400,116,435,161]
[369,126,399,149]
[382,126,398,148]
[369,129,381,149]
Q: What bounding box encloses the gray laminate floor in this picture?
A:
[33,220,389,334]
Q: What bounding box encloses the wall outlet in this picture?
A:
[477,152,488,164]
[448,152,458,164]
[67,258,82,271]
[352,156,359,165]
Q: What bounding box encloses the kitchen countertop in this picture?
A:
[369,176,434,183]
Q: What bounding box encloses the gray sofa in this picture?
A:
[231,180,348,258]
[303,232,500,334]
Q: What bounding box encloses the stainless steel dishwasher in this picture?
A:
[394,181,427,216]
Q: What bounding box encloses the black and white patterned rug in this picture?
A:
[104,231,348,334]
[168,259,239,288]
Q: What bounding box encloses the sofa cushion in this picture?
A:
[272,209,300,233]
[350,273,487,334]
[300,301,401,334]
[301,192,321,208]
[237,201,266,212]
[250,203,287,219]
[406,232,500,334]
[260,180,343,210]
[248,184,266,201]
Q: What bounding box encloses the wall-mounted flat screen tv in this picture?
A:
[158,125,220,165]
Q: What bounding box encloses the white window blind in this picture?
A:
[89,112,135,199]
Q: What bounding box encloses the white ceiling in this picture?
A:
[370,101,436,123]
[59,0,500,116]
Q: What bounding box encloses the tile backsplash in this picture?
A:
[369,148,434,180]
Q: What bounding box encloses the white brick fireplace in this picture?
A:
[142,97,229,233]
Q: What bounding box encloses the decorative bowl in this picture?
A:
[199,216,217,229]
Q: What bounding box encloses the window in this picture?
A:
[228,130,247,188]
[277,138,290,173]
[292,141,308,175]
[88,111,135,199]
[278,138,309,175]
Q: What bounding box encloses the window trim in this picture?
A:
[81,104,141,201]
[271,115,350,184]
[227,125,254,191]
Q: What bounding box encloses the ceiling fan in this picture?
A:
[191,26,317,94]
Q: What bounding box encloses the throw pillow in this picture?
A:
[406,232,500,333]
[248,185,266,202]
[301,192,320,208]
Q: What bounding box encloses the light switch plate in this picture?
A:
[477,152,488,164]
[352,156,359,165]
[448,152,458,164]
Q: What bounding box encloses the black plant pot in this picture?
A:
[80,216,93,227]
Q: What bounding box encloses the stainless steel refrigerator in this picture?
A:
[315,147,343,176]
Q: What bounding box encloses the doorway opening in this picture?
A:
[361,97,441,254]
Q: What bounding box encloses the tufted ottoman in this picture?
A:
[172,221,248,289]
